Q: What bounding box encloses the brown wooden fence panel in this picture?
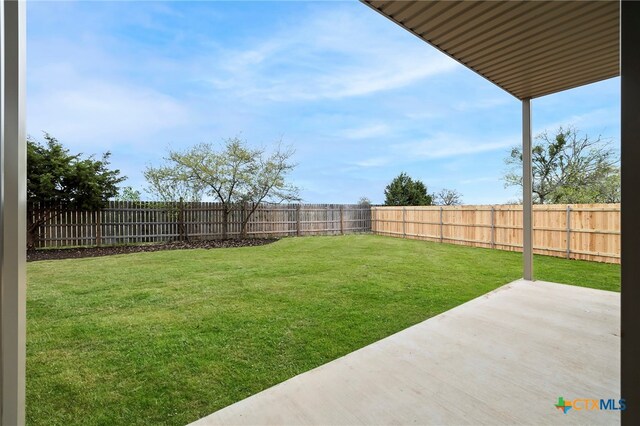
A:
[29,201,371,248]
[372,204,620,264]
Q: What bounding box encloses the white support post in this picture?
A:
[1,0,27,424]
[522,99,533,281]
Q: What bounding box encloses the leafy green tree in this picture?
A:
[504,126,620,204]
[27,133,125,248]
[115,186,142,202]
[145,137,299,238]
[384,172,433,206]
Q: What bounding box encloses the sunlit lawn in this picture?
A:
[27,234,620,425]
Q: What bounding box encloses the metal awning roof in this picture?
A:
[363,0,619,100]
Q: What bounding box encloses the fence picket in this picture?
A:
[372,204,620,264]
[29,202,371,249]
[30,201,617,264]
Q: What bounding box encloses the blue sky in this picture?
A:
[27,1,620,204]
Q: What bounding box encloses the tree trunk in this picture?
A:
[240,202,258,239]
[27,224,38,250]
[26,211,41,250]
[240,203,248,239]
[177,198,187,241]
[222,205,229,239]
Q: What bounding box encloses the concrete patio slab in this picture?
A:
[191,279,620,425]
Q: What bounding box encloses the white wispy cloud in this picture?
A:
[459,176,500,185]
[534,108,620,136]
[25,1,620,205]
[342,124,390,140]
[201,6,459,102]
[454,97,512,111]
[392,133,517,159]
[405,110,446,120]
[29,74,191,151]
[352,157,391,168]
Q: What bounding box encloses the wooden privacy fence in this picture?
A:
[30,202,371,248]
[372,204,620,264]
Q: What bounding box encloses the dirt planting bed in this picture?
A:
[27,238,278,262]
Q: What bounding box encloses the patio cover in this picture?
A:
[362,0,619,99]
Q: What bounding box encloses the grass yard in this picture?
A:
[26,234,620,425]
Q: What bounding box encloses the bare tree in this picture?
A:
[357,197,371,206]
[434,188,463,206]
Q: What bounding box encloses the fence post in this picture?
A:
[490,206,495,249]
[439,207,444,243]
[402,206,406,238]
[372,206,375,233]
[340,206,344,235]
[296,204,301,236]
[371,207,375,234]
[177,197,185,241]
[95,211,102,247]
[240,202,247,238]
[566,205,572,259]
[326,205,330,234]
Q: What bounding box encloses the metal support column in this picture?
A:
[522,99,533,281]
[1,0,27,424]
[621,2,640,423]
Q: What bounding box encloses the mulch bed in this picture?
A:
[27,239,279,262]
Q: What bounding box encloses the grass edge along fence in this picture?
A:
[29,201,371,249]
[372,203,620,264]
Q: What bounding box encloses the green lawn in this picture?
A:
[26,235,620,425]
